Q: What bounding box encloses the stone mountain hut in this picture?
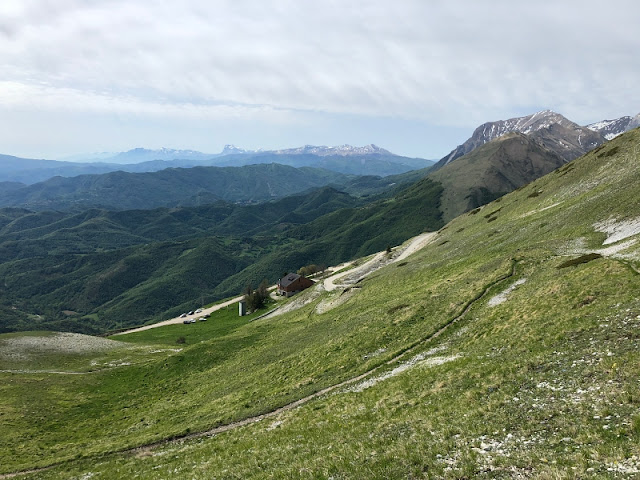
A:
[277,273,315,298]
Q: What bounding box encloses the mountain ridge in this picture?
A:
[428,131,566,222]
[0,145,434,184]
[434,110,606,169]
[0,164,353,211]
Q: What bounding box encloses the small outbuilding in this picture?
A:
[277,273,315,298]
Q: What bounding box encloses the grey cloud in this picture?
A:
[0,0,638,158]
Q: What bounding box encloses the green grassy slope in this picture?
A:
[1,129,639,478]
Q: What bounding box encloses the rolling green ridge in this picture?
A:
[0,188,359,333]
[0,150,434,185]
[208,152,432,176]
[1,128,638,478]
[429,132,566,222]
[0,180,443,333]
[0,163,353,211]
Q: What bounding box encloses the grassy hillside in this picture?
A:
[428,132,566,222]
[1,129,638,478]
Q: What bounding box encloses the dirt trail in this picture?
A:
[323,252,386,291]
[393,232,437,263]
[114,285,281,336]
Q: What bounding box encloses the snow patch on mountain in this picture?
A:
[587,113,640,140]
[437,110,597,167]
[272,144,392,157]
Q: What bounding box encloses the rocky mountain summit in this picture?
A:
[435,110,606,169]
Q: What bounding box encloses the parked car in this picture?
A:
[183,319,190,324]
[198,317,207,321]
[190,319,197,324]
[195,308,203,314]
[188,311,194,315]
[180,313,187,318]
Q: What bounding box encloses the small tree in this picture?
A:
[244,279,269,312]
[297,264,319,277]
[257,279,269,300]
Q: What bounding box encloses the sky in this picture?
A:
[0,0,639,160]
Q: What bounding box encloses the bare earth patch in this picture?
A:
[487,278,528,307]
[345,352,461,393]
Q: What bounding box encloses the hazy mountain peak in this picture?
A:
[220,144,255,155]
[271,144,392,157]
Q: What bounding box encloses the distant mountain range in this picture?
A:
[0,145,434,184]
[65,144,399,163]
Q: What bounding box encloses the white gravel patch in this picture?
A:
[487,279,528,307]
[596,239,637,256]
[345,353,461,393]
[594,217,640,245]
[0,332,127,360]
[559,235,637,261]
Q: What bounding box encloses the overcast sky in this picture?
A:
[1,0,639,160]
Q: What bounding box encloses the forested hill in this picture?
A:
[0,179,444,333]
[0,163,353,211]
